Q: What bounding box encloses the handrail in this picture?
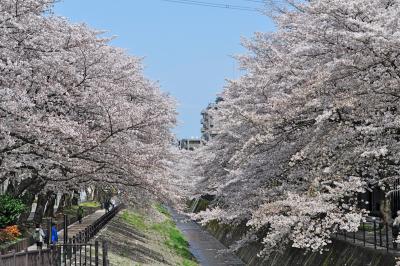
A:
[69,204,124,244]
[0,204,123,265]
[0,205,100,255]
[336,219,399,254]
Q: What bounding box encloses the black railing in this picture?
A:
[0,204,123,266]
[0,205,100,255]
[336,218,399,253]
[66,204,123,244]
[0,241,106,266]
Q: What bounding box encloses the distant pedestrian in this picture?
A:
[104,200,110,213]
[33,224,45,250]
[110,198,116,209]
[77,206,84,224]
[393,210,400,248]
[51,223,58,244]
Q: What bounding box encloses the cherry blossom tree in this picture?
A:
[194,0,400,254]
[0,0,176,222]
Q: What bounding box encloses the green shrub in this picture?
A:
[0,194,26,228]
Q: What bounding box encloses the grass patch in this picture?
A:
[121,210,147,230]
[63,201,99,217]
[182,258,198,266]
[151,220,192,259]
[120,207,198,266]
[79,201,100,208]
[63,205,79,216]
[358,223,381,232]
[152,205,192,259]
[154,203,170,217]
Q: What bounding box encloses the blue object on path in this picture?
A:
[51,225,58,243]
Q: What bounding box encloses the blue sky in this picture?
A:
[54,0,274,139]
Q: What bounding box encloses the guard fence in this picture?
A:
[336,217,400,253]
[0,205,100,254]
[0,204,123,266]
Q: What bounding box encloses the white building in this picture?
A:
[178,138,202,151]
[201,97,222,142]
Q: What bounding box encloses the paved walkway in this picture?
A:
[28,209,105,251]
[171,209,245,266]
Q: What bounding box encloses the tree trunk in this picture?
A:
[18,192,35,225]
[44,191,56,218]
[93,186,100,202]
[72,190,79,205]
[56,193,67,214]
[18,181,46,225]
[66,193,72,208]
[85,186,93,201]
[33,192,47,225]
[5,180,15,195]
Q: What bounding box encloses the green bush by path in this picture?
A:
[0,194,26,228]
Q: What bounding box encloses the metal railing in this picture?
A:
[0,204,123,266]
[0,205,100,254]
[336,218,399,253]
[68,204,123,244]
[0,240,108,266]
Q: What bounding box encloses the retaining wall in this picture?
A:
[190,199,397,266]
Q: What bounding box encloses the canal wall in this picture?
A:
[190,199,397,266]
[206,220,396,266]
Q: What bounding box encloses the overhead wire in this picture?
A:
[239,0,267,3]
[156,0,262,12]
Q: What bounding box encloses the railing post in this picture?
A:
[73,237,77,265]
[25,247,28,266]
[386,223,389,253]
[47,218,52,246]
[363,221,366,246]
[95,240,99,266]
[38,246,42,266]
[85,243,87,265]
[80,242,82,265]
[57,245,61,266]
[62,242,66,264]
[63,214,68,244]
[102,240,108,266]
[90,243,93,266]
[379,222,383,246]
[373,218,377,249]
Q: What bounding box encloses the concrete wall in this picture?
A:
[190,200,397,266]
[206,221,396,266]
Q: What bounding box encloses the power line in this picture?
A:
[239,0,267,3]
[156,0,262,12]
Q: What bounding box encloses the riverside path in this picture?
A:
[27,209,106,251]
